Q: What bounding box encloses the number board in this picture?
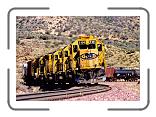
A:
[78,41,86,45]
[89,40,96,44]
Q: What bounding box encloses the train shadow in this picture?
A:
[40,83,103,91]
[40,83,74,91]
[24,78,104,92]
[25,81,74,91]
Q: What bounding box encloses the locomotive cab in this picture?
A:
[32,58,39,79]
[44,53,53,80]
[38,56,47,80]
[71,35,106,84]
[78,36,101,70]
[52,49,64,82]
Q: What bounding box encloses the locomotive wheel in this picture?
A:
[57,74,66,87]
[59,75,63,80]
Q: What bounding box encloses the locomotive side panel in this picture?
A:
[70,40,79,72]
[38,56,46,80]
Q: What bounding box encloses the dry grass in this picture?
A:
[105,44,139,68]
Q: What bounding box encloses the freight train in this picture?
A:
[23,35,107,85]
[23,35,140,86]
[105,67,140,82]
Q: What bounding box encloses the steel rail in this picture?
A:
[16,85,111,101]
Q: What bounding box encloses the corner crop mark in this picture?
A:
[107,68,150,111]
[7,7,50,111]
[7,7,50,50]
[7,69,50,111]
[107,7,150,50]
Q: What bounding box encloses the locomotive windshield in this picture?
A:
[88,40,96,49]
[79,41,87,49]
[79,44,87,49]
[79,40,96,49]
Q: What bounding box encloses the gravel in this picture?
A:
[63,82,140,101]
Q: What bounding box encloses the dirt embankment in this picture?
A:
[64,82,140,101]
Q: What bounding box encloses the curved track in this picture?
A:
[16,84,111,101]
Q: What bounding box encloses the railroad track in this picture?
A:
[16,84,111,101]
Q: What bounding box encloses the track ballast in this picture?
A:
[16,84,111,101]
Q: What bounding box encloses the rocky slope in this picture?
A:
[17,16,139,41]
[16,16,140,66]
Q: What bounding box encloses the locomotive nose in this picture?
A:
[80,53,97,60]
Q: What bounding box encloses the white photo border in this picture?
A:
[7,7,150,111]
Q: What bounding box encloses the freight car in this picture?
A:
[105,67,140,81]
[23,35,107,86]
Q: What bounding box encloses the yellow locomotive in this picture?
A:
[23,35,106,85]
